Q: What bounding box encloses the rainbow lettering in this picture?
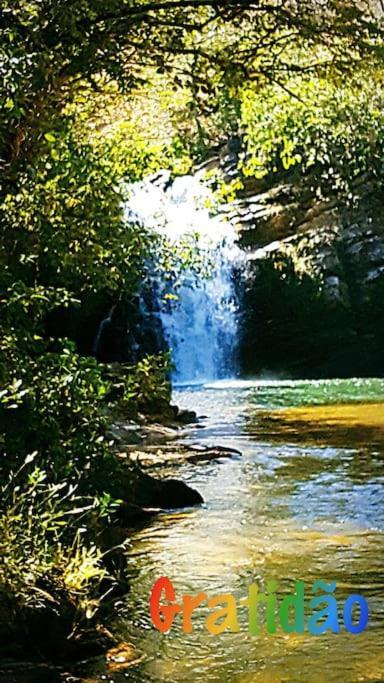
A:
[149,577,369,636]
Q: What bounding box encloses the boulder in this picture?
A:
[130,466,204,509]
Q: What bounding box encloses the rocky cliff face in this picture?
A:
[201,144,384,377]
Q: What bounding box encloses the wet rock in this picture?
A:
[116,502,160,523]
[124,443,242,468]
[175,408,198,424]
[106,642,144,672]
[152,477,204,508]
[131,467,204,508]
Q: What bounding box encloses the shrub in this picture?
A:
[0,465,110,649]
[240,71,384,200]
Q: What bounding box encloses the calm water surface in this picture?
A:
[94,378,384,683]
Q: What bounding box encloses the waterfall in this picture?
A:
[125,171,244,384]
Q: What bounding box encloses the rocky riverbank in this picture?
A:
[109,410,242,516]
[0,406,241,680]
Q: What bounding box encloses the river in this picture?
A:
[90,376,384,683]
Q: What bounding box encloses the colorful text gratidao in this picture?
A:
[150,577,369,636]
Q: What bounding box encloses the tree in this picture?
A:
[1,0,383,180]
[1,1,383,654]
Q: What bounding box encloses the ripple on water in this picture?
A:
[91,379,384,683]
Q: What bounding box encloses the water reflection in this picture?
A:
[90,378,384,683]
[249,403,384,449]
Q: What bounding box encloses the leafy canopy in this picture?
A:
[240,68,384,197]
[1,0,383,174]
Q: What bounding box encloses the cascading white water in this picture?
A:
[125,171,243,384]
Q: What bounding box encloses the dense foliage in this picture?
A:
[1,0,383,177]
[240,70,384,199]
[0,20,197,646]
[0,79,171,651]
[1,0,384,659]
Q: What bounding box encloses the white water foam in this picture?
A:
[125,172,244,383]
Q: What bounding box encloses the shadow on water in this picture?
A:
[248,403,384,450]
[47,379,384,682]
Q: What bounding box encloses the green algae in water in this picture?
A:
[88,378,384,683]
[248,377,384,409]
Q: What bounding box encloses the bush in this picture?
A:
[0,465,110,652]
[240,71,384,199]
[0,99,175,654]
[118,353,172,417]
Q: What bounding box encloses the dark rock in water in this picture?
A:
[155,478,204,507]
[169,404,180,418]
[132,467,204,509]
[175,408,198,424]
[162,404,198,424]
[116,502,160,522]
